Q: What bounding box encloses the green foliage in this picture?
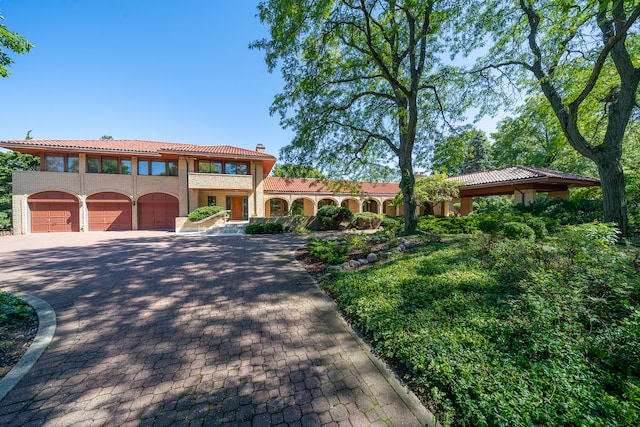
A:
[321,225,640,425]
[490,96,593,174]
[245,222,284,234]
[432,127,493,176]
[380,215,403,233]
[0,12,33,78]
[307,237,349,265]
[0,151,39,231]
[417,215,478,234]
[187,205,225,222]
[478,218,500,235]
[395,173,460,208]
[293,225,311,233]
[272,163,324,178]
[0,291,35,325]
[502,221,535,241]
[525,217,548,240]
[517,198,603,225]
[316,205,353,230]
[349,212,382,230]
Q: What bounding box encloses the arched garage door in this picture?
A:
[87,192,132,231]
[138,193,179,230]
[28,191,80,233]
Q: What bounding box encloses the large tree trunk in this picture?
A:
[399,155,417,233]
[595,154,628,236]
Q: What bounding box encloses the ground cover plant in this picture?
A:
[317,223,640,426]
[0,291,37,379]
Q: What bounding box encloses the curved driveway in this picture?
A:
[0,232,430,426]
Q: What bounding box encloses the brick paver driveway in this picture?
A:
[0,232,430,426]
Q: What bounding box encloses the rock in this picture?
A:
[366,253,378,263]
[341,262,351,270]
[358,259,369,265]
[327,265,342,271]
[349,260,360,269]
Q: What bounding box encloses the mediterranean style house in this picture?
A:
[1,139,600,235]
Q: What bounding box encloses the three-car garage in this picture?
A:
[26,191,178,233]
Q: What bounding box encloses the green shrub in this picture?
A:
[417,215,478,234]
[380,215,403,232]
[0,291,35,325]
[245,222,283,234]
[525,218,548,239]
[517,198,603,225]
[350,212,383,230]
[478,218,500,235]
[316,205,353,230]
[0,210,11,231]
[188,205,226,222]
[502,221,535,240]
[307,237,349,264]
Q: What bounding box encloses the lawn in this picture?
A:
[318,224,640,426]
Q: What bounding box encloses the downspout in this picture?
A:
[253,162,258,215]
[184,156,190,214]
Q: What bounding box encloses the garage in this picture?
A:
[138,193,179,230]
[28,191,80,233]
[87,192,132,231]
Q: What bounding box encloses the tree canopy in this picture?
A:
[254,0,470,232]
[472,0,640,235]
[0,11,32,77]
[271,163,324,179]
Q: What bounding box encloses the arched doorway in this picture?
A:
[318,198,337,209]
[363,199,379,213]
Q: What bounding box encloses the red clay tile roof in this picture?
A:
[0,139,276,159]
[264,177,399,196]
[447,166,599,187]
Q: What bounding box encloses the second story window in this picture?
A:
[197,160,222,174]
[138,159,178,176]
[224,161,248,175]
[87,156,131,174]
[44,153,78,173]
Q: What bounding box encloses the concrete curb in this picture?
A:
[0,294,56,403]
[291,252,438,427]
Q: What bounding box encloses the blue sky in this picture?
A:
[0,0,497,159]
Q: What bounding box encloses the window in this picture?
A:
[44,154,65,172]
[67,155,79,173]
[87,156,130,174]
[87,157,99,173]
[207,196,217,206]
[138,159,149,175]
[224,162,248,175]
[101,157,118,174]
[198,160,222,174]
[120,159,132,175]
[138,159,178,176]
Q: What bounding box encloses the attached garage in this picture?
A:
[138,193,179,230]
[28,191,80,233]
[87,192,132,231]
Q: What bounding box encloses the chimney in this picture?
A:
[255,144,266,153]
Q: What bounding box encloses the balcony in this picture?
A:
[188,173,253,191]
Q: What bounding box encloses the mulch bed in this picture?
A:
[0,315,38,379]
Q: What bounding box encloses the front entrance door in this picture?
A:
[231,196,244,220]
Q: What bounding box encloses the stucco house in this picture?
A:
[1,139,600,235]
[1,139,276,234]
